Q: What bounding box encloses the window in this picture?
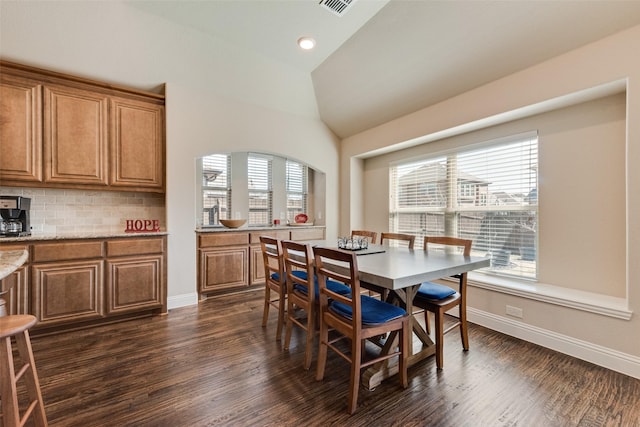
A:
[390,133,538,279]
[248,154,272,226]
[201,154,231,226]
[286,160,308,223]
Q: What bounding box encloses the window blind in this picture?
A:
[202,154,231,226]
[248,154,272,226]
[286,160,308,222]
[390,132,538,279]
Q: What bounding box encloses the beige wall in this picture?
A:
[0,1,341,304]
[342,25,640,371]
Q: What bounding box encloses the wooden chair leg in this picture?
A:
[15,330,47,427]
[424,310,431,335]
[303,306,315,370]
[399,319,408,388]
[315,319,328,381]
[435,308,445,370]
[261,287,271,327]
[348,338,362,415]
[460,304,469,351]
[275,292,286,341]
[283,308,293,351]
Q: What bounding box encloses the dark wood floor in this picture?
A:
[20,289,640,426]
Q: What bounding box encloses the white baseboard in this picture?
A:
[167,293,199,311]
[468,307,640,380]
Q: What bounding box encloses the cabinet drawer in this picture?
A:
[290,228,325,241]
[32,241,103,262]
[107,237,165,257]
[199,232,249,248]
[249,230,289,244]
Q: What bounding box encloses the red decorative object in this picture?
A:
[125,219,160,233]
[294,213,308,224]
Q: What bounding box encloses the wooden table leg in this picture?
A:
[361,285,436,390]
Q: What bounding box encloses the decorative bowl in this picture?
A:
[294,213,308,224]
[219,219,247,228]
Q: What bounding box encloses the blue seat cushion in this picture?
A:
[329,295,406,326]
[294,277,351,299]
[271,270,307,283]
[416,281,456,300]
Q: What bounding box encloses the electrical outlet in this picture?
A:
[506,305,523,318]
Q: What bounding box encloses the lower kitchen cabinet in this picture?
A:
[105,237,165,315]
[0,235,167,332]
[197,227,324,298]
[32,260,104,326]
[0,265,29,315]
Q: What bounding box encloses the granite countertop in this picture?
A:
[196,224,324,233]
[0,232,168,243]
[0,249,29,282]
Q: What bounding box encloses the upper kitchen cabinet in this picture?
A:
[0,74,43,184]
[0,60,165,193]
[110,97,164,191]
[44,84,109,186]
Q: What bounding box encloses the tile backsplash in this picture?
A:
[0,187,165,236]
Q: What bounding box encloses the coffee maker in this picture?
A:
[0,196,31,237]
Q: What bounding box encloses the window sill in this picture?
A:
[466,272,632,320]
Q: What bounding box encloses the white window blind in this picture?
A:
[202,154,231,226]
[248,154,272,226]
[390,132,538,279]
[286,160,308,222]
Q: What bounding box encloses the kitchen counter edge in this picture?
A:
[195,225,324,233]
[0,232,169,243]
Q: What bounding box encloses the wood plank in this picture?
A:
[25,289,640,425]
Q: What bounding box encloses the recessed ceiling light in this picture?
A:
[297,37,316,50]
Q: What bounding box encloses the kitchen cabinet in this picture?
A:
[0,60,165,193]
[196,227,325,298]
[106,237,165,314]
[0,244,30,316]
[0,74,42,184]
[43,84,109,186]
[198,232,249,295]
[110,97,165,191]
[31,240,105,326]
[0,235,167,332]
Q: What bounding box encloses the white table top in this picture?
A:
[308,242,490,290]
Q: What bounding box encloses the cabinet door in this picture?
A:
[43,85,109,185]
[106,255,163,314]
[0,266,29,315]
[32,260,104,326]
[0,75,43,184]
[110,97,164,191]
[250,245,266,286]
[199,247,249,293]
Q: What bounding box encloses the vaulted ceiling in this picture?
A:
[128,0,640,138]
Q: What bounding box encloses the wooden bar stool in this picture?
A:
[0,315,48,427]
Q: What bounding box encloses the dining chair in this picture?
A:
[351,230,378,245]
[413,236,472,369]
[259,236,287,341]
[313,246,409,415]
[380,232,415,249]
[281,240,350,370]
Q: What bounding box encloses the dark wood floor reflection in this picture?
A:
[26,289,640,426]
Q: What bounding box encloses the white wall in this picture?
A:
[341,25,640,377]
[0,1,341,306]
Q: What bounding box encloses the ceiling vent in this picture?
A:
[319,0,356,17]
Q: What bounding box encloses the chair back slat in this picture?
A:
[313,247,361,330]
[380,232,415,249]
[423,236,472,256]
[260,236,283,285]
[281,240,315,301]
[351,230,378,245]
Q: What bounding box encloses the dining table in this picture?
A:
[303,240,490,390]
